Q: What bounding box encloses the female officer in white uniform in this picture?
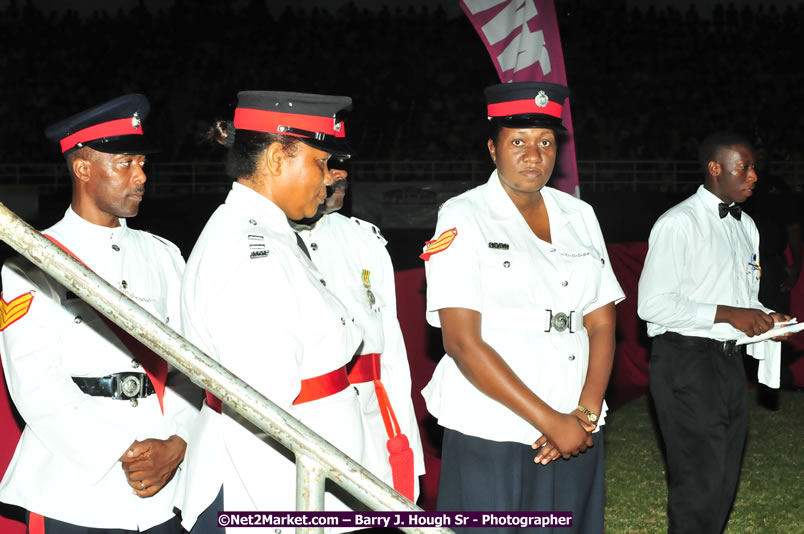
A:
[421,82,624,533]
[179,91,372,533]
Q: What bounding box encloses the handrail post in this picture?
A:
[296,454,326,534]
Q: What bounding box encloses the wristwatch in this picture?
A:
[576,405,598,424]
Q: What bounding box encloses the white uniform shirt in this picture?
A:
[637,184,781,387]
[180,183,370,530]
[0,207,197,530]
[422,172,625,445]
[296,213,426,494]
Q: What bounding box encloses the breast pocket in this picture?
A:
[557,250,606,309]
[61,297,128,375]
[350,284,386,314]
[479,250,535,308]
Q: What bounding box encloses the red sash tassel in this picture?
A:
[349,353,415,501]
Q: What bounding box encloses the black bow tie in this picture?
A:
[718,203,742,221]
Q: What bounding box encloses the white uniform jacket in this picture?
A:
[180,183,370,531]
[296,213,425,497]
[0,207,198,530]
[422,171,625,445]
[638,185,781,387]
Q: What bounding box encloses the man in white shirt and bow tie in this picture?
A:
[638,131,791,534]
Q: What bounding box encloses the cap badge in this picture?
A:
[333,118,342,133]
[131,112,141,130]
[534,90,549,108]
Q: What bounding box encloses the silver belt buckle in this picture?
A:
[116,373,143,400]
[723,339,738,355]
[545,310,575,333]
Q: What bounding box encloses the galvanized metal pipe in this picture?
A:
[0,203,451,534]
[296,454,326,534]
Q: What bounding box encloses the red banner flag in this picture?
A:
[460,0,579,196]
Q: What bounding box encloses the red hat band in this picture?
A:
[487,99,563,120]
[233,108,346,139]
[59,117,144,153]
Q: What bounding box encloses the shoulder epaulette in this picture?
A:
[350,217,387,244]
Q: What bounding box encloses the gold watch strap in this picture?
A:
[576,405,598,423]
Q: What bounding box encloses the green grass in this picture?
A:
[605,390,804,533]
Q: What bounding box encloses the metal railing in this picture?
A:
[0,203,451,534]
[2,160,802,194]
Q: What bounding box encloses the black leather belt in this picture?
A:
[658,332,741,356]
[72,372,155,403]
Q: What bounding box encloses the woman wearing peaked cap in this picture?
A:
[420,82,624,533]
[179,91,372,533]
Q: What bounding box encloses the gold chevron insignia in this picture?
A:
[0,292,35,331]
[420,228,458,261]
[361,269,372,288]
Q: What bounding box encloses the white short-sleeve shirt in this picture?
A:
[422,171,624,445]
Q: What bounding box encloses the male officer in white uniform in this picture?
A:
[0,94,200,533]
[638,131,790,533]
[293,161,425,502]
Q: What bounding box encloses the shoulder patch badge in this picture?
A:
[0,291,35,331]
[420,228,458,261]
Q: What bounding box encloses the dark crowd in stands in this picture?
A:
[1,0,803,164]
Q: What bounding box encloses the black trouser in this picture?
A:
[26,512,181,534]
[649,335,749,534]
[189,486,224,534]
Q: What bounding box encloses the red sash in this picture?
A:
[348,353,415,502]
[206,365,350,413]
[43,234,167,413]
[28,512,45,534]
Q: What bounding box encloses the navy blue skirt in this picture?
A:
[436,428,605,534]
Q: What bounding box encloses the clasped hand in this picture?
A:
[119,435,187,497]
[531,411,595,465]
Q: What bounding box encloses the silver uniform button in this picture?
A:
[74,316,82,324]
[310,243,318,251]
[121,280,128,289]
[249,219,257,225]
[503,261,510,268]
[112,244,120,251]
[320,279,326,286]
[340,317,346,325]
[131,360,140,369]
[561,280,568,287]
[568,355,576,361]
[130,399,139,408]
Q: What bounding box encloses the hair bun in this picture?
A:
[203,120,235,147]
